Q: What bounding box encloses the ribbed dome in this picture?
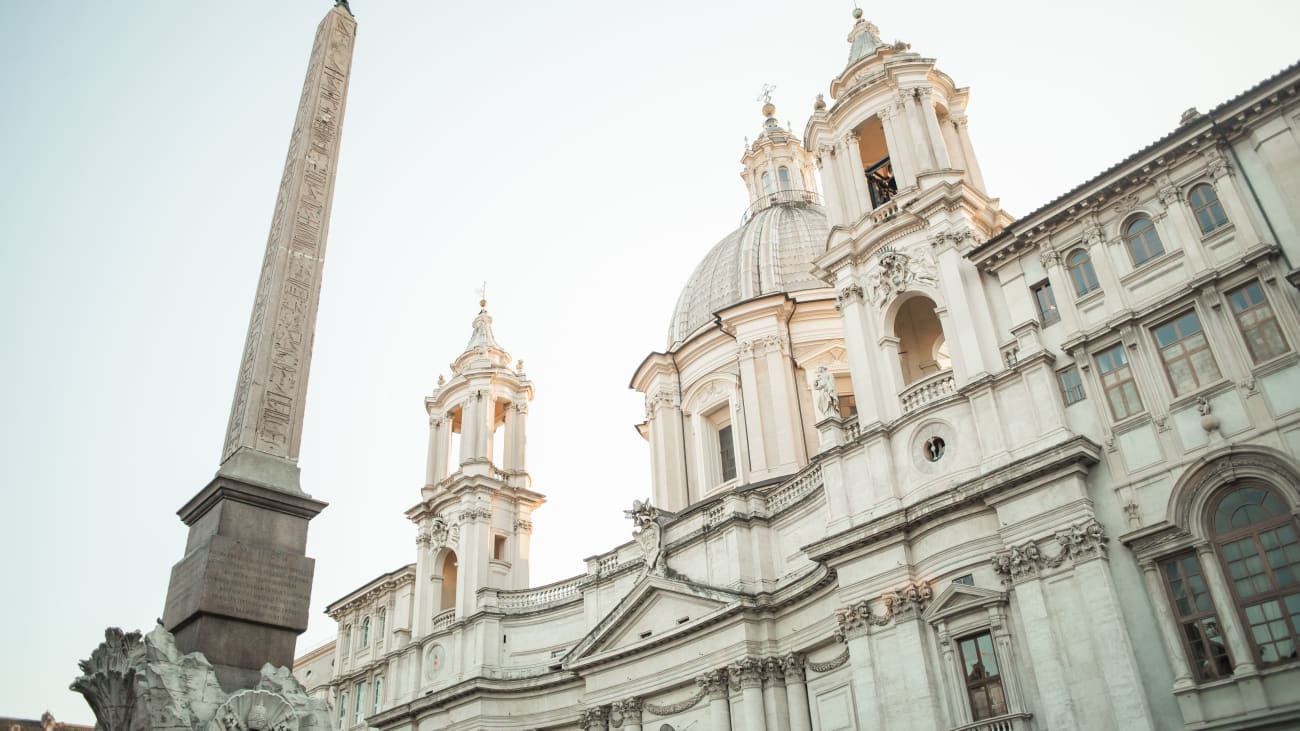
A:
[668,200,831,347]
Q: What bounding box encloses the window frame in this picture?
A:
[956,630,1010,721]
[1031,279,1060,326]
[1210,484,1300,668]
[337,691,348,730]
[1188,183,1229,235]
[1066,248,1101,297]
[1123,214,1166,268]
[1158,552,1234,681]
[359,616,370,649]
[353,681,368,725]
[1227,281,1289,365]
[1095,343,1144,421]
[1151,309,1222,397]
[777,166,792,190]
[1057,365,1085,406]
[761,171,774,196]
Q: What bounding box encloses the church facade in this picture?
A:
[295,13,1300,731]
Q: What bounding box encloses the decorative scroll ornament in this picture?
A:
[813,366,840,420]
[578,707,609,729]
[834,578,933,638]
[882,579,933,620]
[991,518,1108,584]
[694,668,731,701]
[625,498,667,576]
[835,283,864,310]
[1115,193,1141,214]
[930,228,979,253]
[739,334,789,359]
[644,386,679,420]
[1205,147,1231,178]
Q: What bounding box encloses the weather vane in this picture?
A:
[757,83,776,105]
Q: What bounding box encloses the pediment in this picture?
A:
[566,575,746,668]
[921,582,1007,624]
[793,342,848,369]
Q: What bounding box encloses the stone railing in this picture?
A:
[703,502,727,528]
[951,712,1032,731]
[430,608,455,632]
[867,196,901,225]
[598,553,620,574]
[497,576,584,610]
[900,369,956,413]
[766,464,824,513]
[740,188,822,224]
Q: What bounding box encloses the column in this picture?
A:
[952,115,986,191]
[701,669,733,731]
[836,278,886,424]
[846,633,884,728]
[1040,248,1082,334]
[1194,544,1256,675]
[1206,150,1268,246]
[426,410,448,484]
[1139,560,1194,687]
[916,87,951,169]
[1011,577,1080,729]
[876,335,907,419]
[762,657,791,731]
[735,659,769,731]
[936,628,970,726]
[647,389,689,510]
[781,654,813,731]
[615,698,643,731]
[878,105,915,189]
[1074,558,1156,729]
[1083,222,1131,316]
[578,707,609,731]
[1156,176,1211,273]
[763,340,804,468]
[816,149,846,227]
[935,245,999,379]
[891,617,942,729]
[844,133,871,217]
[901,89,934,173]
[987,609,1027,716]
[503,397,527,471]
[737,345,770,475]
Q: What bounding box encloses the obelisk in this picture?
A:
[161,2,356,691]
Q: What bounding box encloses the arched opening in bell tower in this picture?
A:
[447,406,463,471]
[894,295,951,385]
[438,550,458,611]
[490,399,507,468]
[854,116,896,209]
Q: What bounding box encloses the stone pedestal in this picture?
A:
[163,476,326,691]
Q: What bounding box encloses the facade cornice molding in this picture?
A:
[325,564,417,617]
[990,517,1108,585]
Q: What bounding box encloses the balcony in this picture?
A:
[900,369,956,413]
[740,188,822,224]
[430,608,455,632]
[951,712,1032,731]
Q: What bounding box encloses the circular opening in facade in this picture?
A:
[924,436,946,462]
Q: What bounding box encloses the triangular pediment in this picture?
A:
[922,582,1006,624]
[565,575,746,668]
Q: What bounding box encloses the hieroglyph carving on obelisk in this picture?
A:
[220,5,355,490]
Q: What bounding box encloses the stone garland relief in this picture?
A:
[832,578,934,642]
[990,518,1107,584]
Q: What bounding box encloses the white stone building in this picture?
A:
[295,12,1300,731]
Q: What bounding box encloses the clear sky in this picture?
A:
[2,0,1297,723]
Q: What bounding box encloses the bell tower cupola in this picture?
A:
[805,10,988,227]
[408,298,544,630]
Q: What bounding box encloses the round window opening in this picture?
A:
[924,436,946,462]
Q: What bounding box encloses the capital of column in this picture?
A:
[578,706,609,729]
[762,656,787,686]
[696,668,731,699]
[612,697,643,725]
[835,283,865,311]
[730,656,766,689]
[779,652,806,683]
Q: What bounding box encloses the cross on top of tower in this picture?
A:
[756,83,776,105]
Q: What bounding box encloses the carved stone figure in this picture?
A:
[813,366,840,419]
[625,498,667,575]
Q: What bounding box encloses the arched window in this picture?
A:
[359,616,370,648]
[1211,484,1300,666]
[340,625,351,657]
[1189,184,1229,234]
[778,166,792,190]
[1066,249,1100,296]
[376,608,386,645]
[439,551,458,611]
[1123,215,1165,267]
[761,171,774,195]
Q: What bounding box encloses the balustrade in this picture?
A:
[899,369,956,412]
[497,576,583,610]
[951,713,1032,731]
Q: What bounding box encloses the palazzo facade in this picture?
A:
[295,13,1300,731]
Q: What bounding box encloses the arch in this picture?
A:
[376,607,386,641]
[1188,183,1229,234]
[1065,248,1100,296]
[778,165,792,190]
[359,615,371,647]
[1121,213,1164,267]
[762,171,774,195]
[1166,445,1300,539]
[438,549,459,611]
[890,294,951,386]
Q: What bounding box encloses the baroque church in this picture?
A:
[292,11,1300,731]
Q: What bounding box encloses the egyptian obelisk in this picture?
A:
[161,1,356,691]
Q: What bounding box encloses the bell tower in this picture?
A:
[740,90,820,213]
[408,300,544,631]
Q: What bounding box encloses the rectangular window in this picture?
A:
[1229,282,1289,363]
[493,534,507,561]
[354,682,367,725]
[953,574,975,586]
[373,677,383,715]
[958,631,1008,721]
[337,693,348,730]
[1159,553,1233,681]
[1058,366,1085,405]
[718,424,737,482]
[1096,344,1143,420]
[1153,311,1222,396]
[1031,280,1060,325]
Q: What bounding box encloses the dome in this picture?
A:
[668,200,831,347]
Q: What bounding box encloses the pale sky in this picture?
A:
[2,0,1298,723]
